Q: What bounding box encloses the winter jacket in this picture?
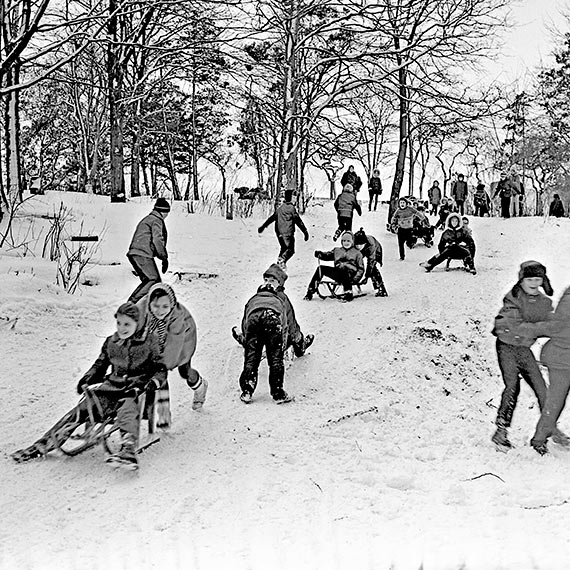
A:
[492,285,554,348]
[341,171,362,192]
[474,189,491,208]
[549,198,565,218]
[318,246,365,283]
[391,205,419,230]
[334,189,362,219]
[79,328,165,391]
[136,283,197,370]
[438,214,475,254]
[493,179,519,199]
[259,202,308,238]
[427,185,441,205]
[127,211,168,261]
[359,235,383,279]
[451,180,468,202]
[276,288,301,344]
[540,287,570,369]
[368,176,382,195]
[242,285,288,344]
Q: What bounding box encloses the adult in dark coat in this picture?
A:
[549,193,565,218]
[493,173,519,218]
[451,174,468,216]
[340,165,362,193]
[333,184,362,240]
[420,213,476,273]
[127,198,170,303]
[258,190,309,267]
[368,169,382,211]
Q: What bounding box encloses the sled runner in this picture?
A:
[173,271,219,281]
[316,276,366,300]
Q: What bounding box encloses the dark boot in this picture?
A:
[491,426,513,449]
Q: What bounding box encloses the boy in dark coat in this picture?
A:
[238,268,292,404]
[420,213,476,274]
[368,169,382,211]
[258,190,309,269]
[333,184,362,241]
[12,303,166,469]
[232,264,314,357]
[435,197,451,229]
[304,231,365,302]
[549,193,565,218]
[353,228,388,297]
[490,261,568,450]
[127,198,170,303]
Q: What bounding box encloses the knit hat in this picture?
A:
[263,263,288,286]
[340,231,354,246]
[343,183,353,193]
[518,261,553,296]
[115,302,140,322]
[354,228,368,246]
[154,198,171,213]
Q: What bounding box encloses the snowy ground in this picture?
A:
[1,192,570,570]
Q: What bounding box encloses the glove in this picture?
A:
[304,233,309,242]
[258,227,264,234]
[314,250,322,259]
[161,259,169,274]
[76,380,88,395]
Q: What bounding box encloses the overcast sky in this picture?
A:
[494,0,565,85]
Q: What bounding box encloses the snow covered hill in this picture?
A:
[1,192,570,570]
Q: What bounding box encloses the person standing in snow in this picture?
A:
[333,183,362,241]
[238,267,292,404]
[353,228,388,297]
[490,261,569,450]
[136,283,207,422]
[549,193,565,218]
[232,264,314,357]
[368,169,383,211]
[390,197,419,261]
[420,213,476,274]
[340,165,362,194]
[304,231,365,302]
[258,190,309,270]
[11,303,166,469]
[451,174,469,216]
[473,183,491,217]
[492,172,519,219]
[127,198,170,304]
[427,181,442,216]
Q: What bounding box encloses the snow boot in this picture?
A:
[11,443,46,463]
[240,391,253,404]
[303,289,314,301]
[303,334,315,352]
[232,326,245,346]
[420,262,433,272]
[107,433,138,471]
[274,392,294,404]
[191,376,208,410]
[552,428,570,447]
[531,441,548,456]
[491,426,513,450]
[333,228,342,242]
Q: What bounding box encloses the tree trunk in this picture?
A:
[388,55,408,224]
[130,110,142,197]
[3,63,23,204]
[108,0,126,202]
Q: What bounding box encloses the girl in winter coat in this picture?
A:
[354,228,388,296]
[333,184,362,240]
[11,303,166,469]
[304,231,365,302]
[368,169,382,211]
[136,283,206,426]
[420,213,476,273]
[427,181,442,216]
[391,197,419,261]
[490,261,568,450]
